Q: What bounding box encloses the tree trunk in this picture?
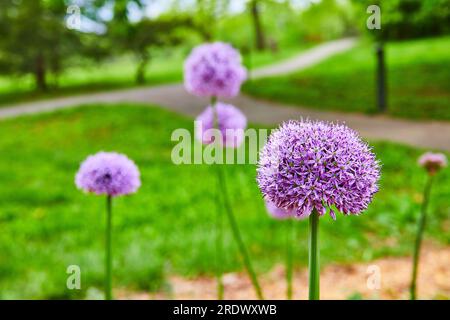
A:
[135,51,150,84]
[196,0,214,41]
[250,0,266,51]
[201,27,213,41]
[34,53,47,91]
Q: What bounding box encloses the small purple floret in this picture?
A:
[75,152,141,197]
[418,152,447,175]
[195,102,247,148]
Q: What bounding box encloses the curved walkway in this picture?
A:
[251,38,355,79]
[1,38,450,151]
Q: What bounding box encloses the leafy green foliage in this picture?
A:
[112,16,193,83]
[298,0,358,41]
[355,0,450,40]
[0,0,111,91]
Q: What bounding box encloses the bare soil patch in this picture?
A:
[118,245,450,300]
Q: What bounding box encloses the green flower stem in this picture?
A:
[410,174,434,300]
[105,195,113,300]
[217,165,264,300]
[286,218,294,300]
[215,166,225,300]
[211,96,224,299]
[211,96,217,107]
[210,96,262,299]
[308,210,320,300]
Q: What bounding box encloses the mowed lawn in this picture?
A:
[0,104,448,299]
[243,36,450,121]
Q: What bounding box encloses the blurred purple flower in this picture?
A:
[265,200,293,220]
[418,152,447,175]
[75,152,141,197]
[257,120,381,220]
[184,42,247,98]
[195,102,247,148]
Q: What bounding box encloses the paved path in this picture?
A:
[1,38,449,151]
[251,38,355,79]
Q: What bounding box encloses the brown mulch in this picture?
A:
[118,245,450,300]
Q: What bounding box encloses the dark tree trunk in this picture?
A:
[375,42,387,113]
[250,0,266,51]
[201,27,213,41]
[50,57,61,89]
[136,51,150,84]
[34,53,47,91]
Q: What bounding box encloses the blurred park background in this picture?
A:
[0,0,449,299]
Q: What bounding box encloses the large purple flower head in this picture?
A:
[418,152,447,175]
[184,42,247,98]
[257,120,380,220]
[75,152,141,197]
[195,102,247,148]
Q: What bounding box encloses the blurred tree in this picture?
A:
[353,0,450,113]
[247,0,339,51]
[0,0,77,91]
[191,0,230,41]
[123,17,192,84]
[214,0,301,51]
[0,0,108,91]
[248,0,266,50]
[105,0,194,83]
[195,0,215,40]
[166,0,231,41]
[299,0,357,42]
[355,0,450,40]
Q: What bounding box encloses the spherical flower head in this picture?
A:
[418,152,447,175]
[75,152,141,197]
[184,42,247,98]
[257,120,381,220]
[195,102,247,148]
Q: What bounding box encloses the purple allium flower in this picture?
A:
[418,152,447,175]
[184,42,247,98]
[257,120,381,220]
[195,102,247,148]
[75,152,141,197]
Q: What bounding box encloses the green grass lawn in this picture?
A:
[0,44,308,107]
[243,36,450,121]
[0,104,448,299]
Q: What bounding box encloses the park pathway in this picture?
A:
[1,38,449,151]
[250,38,355,79]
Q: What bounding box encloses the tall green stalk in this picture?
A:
[410,175,434,300]
[308,210,320,300]
[211,96,225,300]
[217,166,264,300]
[286,218,294,300]
[105,195,113,300]
[210,96,262,299]
[215,167,225,300]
